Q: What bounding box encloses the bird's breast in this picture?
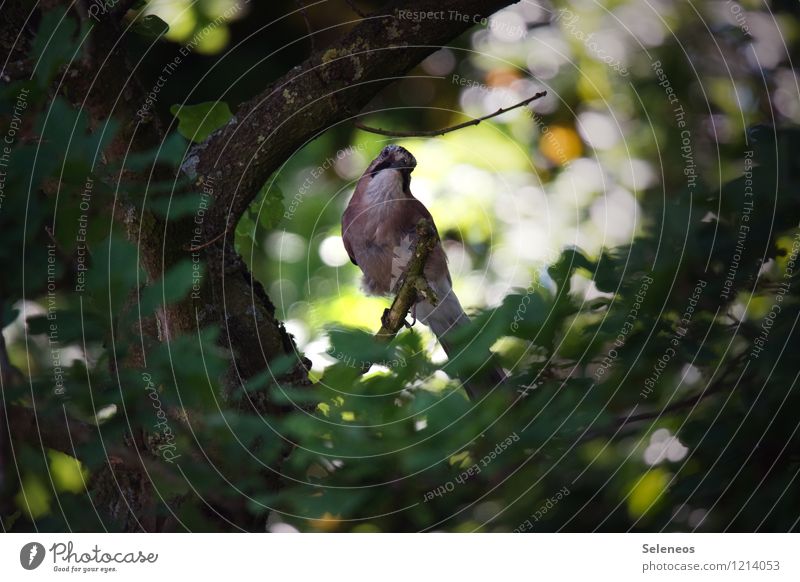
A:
[350,213,412,295]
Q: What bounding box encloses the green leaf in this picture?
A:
[138,260,200,316]
[31,9,82,85]
[627,468,670,520]
[170,101,233,143]
[132,14,170,39]
[147,326,225,409]
[124,132,189,171]
[26,310,105,344]
[256,185,285,230]
[327,327,400,371]
[2,304,19,328]
[548,247,594,293]
[86,236,142,315]
[235,211,257,251]
[148,193,205,219]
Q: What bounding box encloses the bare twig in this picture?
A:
[608,387,722,430]
[186,225,230,252]
[344,0,369,18]
[294,0,316,52]
[582,353,747,442]
[355,91,548,138]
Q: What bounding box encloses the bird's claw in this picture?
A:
[404,303,417,328]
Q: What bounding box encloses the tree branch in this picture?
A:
[294,0,317,52]
[582,353,748,442]
[344,0,370,18]
[375,219,438,342]
[355,91,548,137]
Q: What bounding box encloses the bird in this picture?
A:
[341,144,505,398]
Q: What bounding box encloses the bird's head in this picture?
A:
[360,144,417,192]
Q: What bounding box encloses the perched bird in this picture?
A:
[341,144,504,397]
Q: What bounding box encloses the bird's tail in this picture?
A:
[416,278,506,399]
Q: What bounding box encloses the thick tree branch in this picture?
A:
[355,91,547,137]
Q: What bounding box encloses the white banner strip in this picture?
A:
[1,533,797,581]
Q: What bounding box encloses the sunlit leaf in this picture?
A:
[170,101,233,143]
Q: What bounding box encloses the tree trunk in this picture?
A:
[3,0,518,531]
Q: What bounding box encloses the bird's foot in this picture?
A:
[404,303,417,329]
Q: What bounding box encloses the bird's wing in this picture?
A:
[341,206,358,266]
[401,197,439,237]
[401,197,452,285]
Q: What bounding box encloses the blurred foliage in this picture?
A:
[2,0,800,532]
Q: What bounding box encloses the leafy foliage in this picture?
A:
[2,0,799,534]
[170,101,233,143]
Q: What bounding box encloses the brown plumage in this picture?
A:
[342,145,504,397]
